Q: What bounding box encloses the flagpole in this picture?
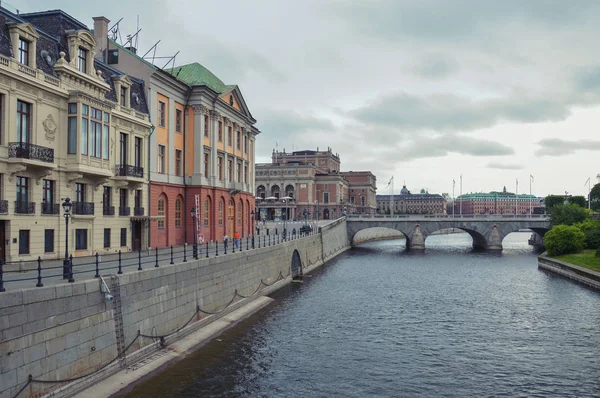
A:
[452,179,455,218]
[460,174,462,216]
[586,177,591,209]
[515,178,518,215]
[529,175,533,216]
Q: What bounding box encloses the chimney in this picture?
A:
[92,16,110,61]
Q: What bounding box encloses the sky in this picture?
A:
[12,0,600,198]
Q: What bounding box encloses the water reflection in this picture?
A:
[124,232,600,398]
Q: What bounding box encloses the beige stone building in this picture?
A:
[0,8,152,263]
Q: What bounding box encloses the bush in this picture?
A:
[545,225,586,256]
[549,203,591,226]
[574,219,600,249]
[596,247,600,258]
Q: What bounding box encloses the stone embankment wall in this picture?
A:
[538,254,600,290]
[0,220,350,398]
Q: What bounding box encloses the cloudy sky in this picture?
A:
[15,0,600,197]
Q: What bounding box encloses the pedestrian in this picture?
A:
[234,231,240,248]
[223,234,228,249]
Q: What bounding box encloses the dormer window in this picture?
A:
[120,86,127,106]
[78,47,88,73]
[18,39,30,65]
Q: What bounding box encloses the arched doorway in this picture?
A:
[228,199,235,236]
[323,208,329,220]
[291,250,302,278]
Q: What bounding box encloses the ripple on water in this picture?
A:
[125,233,600,398]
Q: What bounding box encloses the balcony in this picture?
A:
[115,164,144,179]
[0,200,7,214]
[72,202,95,215]
[134,207,144,216]
[119,207,131,216]
[15,201,35,215]
[41,202,59,215]
[103,206,115,216]
[8,142,54,164]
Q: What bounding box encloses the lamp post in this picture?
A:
[191,207,198,259]
[62,198,72,279]
[282,199,287,239]
[314,200,319,222]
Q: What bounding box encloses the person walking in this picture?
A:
[223,234,229,250]
[234,231,240,249]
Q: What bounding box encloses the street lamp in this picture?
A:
[191,207,198,259]
[62,198,72,279]
[282,199,287,240]
[314,200,319,222]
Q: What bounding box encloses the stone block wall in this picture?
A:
[320,218,350,261]
[0,227,348,398]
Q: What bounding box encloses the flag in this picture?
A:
[385,176,393,188]
[585,177,590,186]
[453,179,455,187]
[530,174,534,182]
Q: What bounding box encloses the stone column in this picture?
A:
[487,225,503,251]
[408,224,425,251]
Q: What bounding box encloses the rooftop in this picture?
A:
[166,62,235,93]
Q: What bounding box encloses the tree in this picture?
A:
[590,183,600,212]
[544,195,565,209]
[574,219,600,249]
[549,203,590,226]
[569,195,587,208]
[545,225,585,256]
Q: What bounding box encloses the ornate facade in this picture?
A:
[0,8,152,262]
[255,148,377,221]
[377,185,447,214]
[455,187,539,215]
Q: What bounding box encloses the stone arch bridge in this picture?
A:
[346,215,550,250]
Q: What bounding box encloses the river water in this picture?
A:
[124,233,600,398]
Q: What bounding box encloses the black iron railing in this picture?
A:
[41,202,59,215]
[119,207,131,216]
[72,202,95,215]
[0,200,7,214]
[134,207,144,216]
[8,142,54,163]
[115,164,144,178]
[103,206,115,216]
[15,201,35,214]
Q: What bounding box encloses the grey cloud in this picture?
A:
[486,162,523,170]
[535,138,600,156]
[407,54,459,80]
[348,91,571,132]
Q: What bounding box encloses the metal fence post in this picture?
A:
[0,260,5,292]
[216,241,219,256]
[206,241,209,258]
[183,244,187,262]
[36,256,43,287]
[155,247,159,267]
[246,236,249,251]
[138,250,142,271]
[94,253,100,278]
[252,235,255,249]
[170,245,174,264]
[68,255,74,283]
[118,250,123,274]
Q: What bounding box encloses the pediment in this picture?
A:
[7,23,40,41]
[219,86,254,120]
[112,74,132,86]
[65,29,96,49]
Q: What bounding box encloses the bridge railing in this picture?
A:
[347,214,549,220]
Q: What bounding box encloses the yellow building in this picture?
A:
[0,8,152,263]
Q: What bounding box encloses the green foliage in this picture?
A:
[574,219,600,249]
[596,247,600,258]
[549,203,591,226]
[545,225,586,256]
[591,184,600,212]
[545,195,565,209]
[569,195,587,208]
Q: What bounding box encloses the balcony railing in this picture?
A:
[103,206,115,216]
[8,142,54,163]
[119,207,131,216]
[134,207,144,216]
[72,202,95,215]
[41,202,59,215]
[0,200,7,214]
[115,164,144,178]
[15,201,35,214]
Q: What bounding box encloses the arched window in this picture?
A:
[218,199,224,226]
[204,198,210,228]
[175,197,182,228]
[158,196,166,229]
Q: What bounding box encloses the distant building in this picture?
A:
[255,148,377,221]
[377,186,446,214]
[455,186,538,215]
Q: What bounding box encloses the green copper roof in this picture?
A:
[166,63,235,93]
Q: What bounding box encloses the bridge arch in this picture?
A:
[423,226,488,250]
[350,226,407,246]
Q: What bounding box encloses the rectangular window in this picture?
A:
[218,157,223,180]
[42,179,54,205]
[158,145,165,173]
[176,109,182,133]
[324,192,329,204]
[120,132,128,165]
[135,190,142,209]
[103,125,109,159]
[244,136,248,153]
[78,48,88,73]
[236,131,241,148]
[119,188,128,208]
[120,87,127,106]
[16,176,28,204]
[158,101,166,127]
[134,137,142,167]
[218,121,223,141]
[75,229,88,250]
[227,126,232,146]
[44,229,54,253]
[104,228,111,248]
[19,230,30,254]
[228,159,233,182]
[120,228,127,247]
[237,163,241,182]
[204,153,209,178]
[18,38,29,65]
[81,116,88,155]
[204,115,209,137]
[90,107,102,158]
[75,183,85,202]
[244,165,248,184]
[175,149,182,176]
[16,100,30,143]
[103,186,112,207]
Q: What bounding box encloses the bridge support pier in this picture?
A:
[408,224,425,251]
[487,225,503,251]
